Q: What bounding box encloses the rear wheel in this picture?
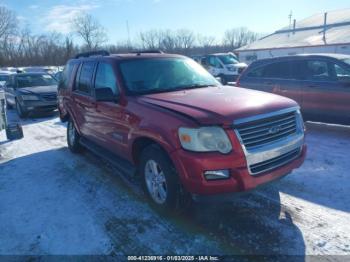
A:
[67,118,83,153]
[140,144,192,211]
[15,99,27,118]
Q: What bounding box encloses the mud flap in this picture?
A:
[6,123,24,141]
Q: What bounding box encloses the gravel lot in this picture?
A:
[0,109,349,260]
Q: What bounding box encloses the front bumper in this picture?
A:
[170,131,307,195]
[21,100,57,112]
[223,74,239,82]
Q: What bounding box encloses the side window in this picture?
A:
[262,61,291,79]
[247,65,264,78]
[76,62,95,94]
[334,63,350,82]
[305,60,332,81]
[94,63,119,95]
[59,62,74,89]
[208,57,221,68]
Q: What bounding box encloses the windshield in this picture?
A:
[16,74,57,88]
[120,58,219,95]
[342,58,350,66]
[0,75,9,82]
[217,54,239,65]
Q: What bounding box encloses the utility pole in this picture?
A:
[288,11,293,37]
[126,20,131,51]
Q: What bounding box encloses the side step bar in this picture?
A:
[79,137,137,178]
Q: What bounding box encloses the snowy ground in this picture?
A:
[0,109,349,260]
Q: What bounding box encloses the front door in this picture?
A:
[91,62,130,157]
[300,59,350,123]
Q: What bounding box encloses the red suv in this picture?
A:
[58,51,306,209]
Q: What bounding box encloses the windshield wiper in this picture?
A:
[174,84,217,91]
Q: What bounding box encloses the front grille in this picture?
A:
[41,93,57,101]
[250,148,301,175]
[236,111,297,150]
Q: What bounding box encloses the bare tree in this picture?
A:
[72,13,107,50]
[0,6,17,41]
[175,29,195,50]
[222,27,259,49]
[197,35,216,48]
[139,30,161,50]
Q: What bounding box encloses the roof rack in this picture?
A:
[75,50,110,59]
[132,50,164,56]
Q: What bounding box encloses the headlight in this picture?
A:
[178,126,232,154]
[20,95,40,101]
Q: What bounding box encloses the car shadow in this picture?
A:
[163,187,306,259]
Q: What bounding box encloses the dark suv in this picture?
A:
[58,51,306,210]
[237,54,350,124]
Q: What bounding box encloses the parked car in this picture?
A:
[237,54,350,124]
[200,53,247,84]
[58,50,306,210]
[5,73,58,118]
[0,71,14,90]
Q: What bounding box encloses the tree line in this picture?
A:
[0,5,260,67]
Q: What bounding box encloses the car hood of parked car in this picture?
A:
[139,86,298,126]
[17,85,57,95]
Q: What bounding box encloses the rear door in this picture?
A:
[300,58,350,122]
[71,61,97,140]
[92,62,129,156]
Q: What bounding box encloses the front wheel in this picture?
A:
[15,100,27,118]
[140,145,192,211]
[219,75,227,85]
[67,118,83,153]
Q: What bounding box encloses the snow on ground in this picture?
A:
[0,109,349,259]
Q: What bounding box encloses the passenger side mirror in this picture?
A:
[95,88,118,102]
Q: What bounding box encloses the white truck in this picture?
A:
[200,53,247,85]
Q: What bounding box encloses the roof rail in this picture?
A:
[132,50,164,55]
[75,50,110,59]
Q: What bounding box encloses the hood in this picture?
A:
[138,86,298,126]
[17,85,57,95]
[232,62,248,68]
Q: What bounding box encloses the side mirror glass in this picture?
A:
[95,87,118,102]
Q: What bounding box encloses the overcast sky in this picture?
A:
[1,0,350,43]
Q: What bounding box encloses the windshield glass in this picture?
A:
[16,74,57,88]
[217,54,239,65]
[0,75,9,82]
[120,58,219,95]
[342,58,350,66]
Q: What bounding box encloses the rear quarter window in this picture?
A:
[59,62,75,89]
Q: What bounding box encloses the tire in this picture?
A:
[6,100,13,109]
[139,144,192,211]
[219,75,227,85]
[15,99,27,118]
[67,118,83,153]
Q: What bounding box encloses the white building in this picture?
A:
[236,8,350,64]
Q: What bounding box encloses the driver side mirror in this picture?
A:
[95,87,118,102]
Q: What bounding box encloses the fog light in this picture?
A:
[204,169,230,180]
